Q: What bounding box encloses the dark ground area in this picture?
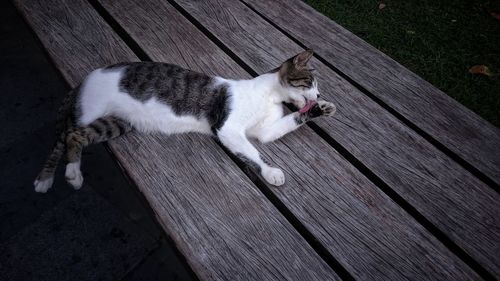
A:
[305,0,500,127]
[0,1,194,280]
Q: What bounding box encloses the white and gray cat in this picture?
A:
[34,49,336,193]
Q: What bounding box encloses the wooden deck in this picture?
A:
[14,0,500,280]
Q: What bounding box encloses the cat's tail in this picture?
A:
[33,132,66,193]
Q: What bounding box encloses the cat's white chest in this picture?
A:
[225,78,281,129]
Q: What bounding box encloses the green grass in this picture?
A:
[304,0,500,128]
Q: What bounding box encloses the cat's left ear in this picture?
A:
[293,49,314,69]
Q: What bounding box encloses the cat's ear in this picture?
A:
[293,49,314,69]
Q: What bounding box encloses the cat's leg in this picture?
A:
[65,116,132,189]
[34,133,66,193]
[256,113,302,143]
[257,101,336,143]
[217,127,285,186]
[34,92,76,193]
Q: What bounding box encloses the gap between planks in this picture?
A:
[90,0,494,278]
[157,0,499,279]
[86,1,355,279]
[241,0,500,188]
[238,0,500,194]
[17,0,344,278]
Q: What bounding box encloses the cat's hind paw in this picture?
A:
[65,162,83,190]
[34,177,54,193]
[262,167,285,186]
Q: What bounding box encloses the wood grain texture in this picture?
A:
[172,0,500,277]
[97,0,483,279]
[14,0,139,85]
[13,0,341,280]
[243,0,500,184]
[111,133,339,281]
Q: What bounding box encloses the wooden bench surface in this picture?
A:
[171,0,500,277]
[243,0,500,185]
[14,0,500,280]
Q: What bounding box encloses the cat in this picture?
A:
[34,49,336,193]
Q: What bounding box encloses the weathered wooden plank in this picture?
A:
[13,0,341,280]
[171,0,500,277]
[242,0,500,184]
[112,133,340,281]
[97,0,482,279]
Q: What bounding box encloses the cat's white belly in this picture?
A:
[78,67,211,135]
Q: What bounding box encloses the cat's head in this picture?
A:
[276,49,319,109]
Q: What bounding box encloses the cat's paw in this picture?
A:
[34,177,54,193]
[65,162,83,190]
[317,100,336,117]
[299,100,336,122]
[262,167,285,186]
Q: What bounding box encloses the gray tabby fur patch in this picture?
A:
[107,62,230,132]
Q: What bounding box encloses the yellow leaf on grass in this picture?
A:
[379,3,386,10]
[468,65,493,76]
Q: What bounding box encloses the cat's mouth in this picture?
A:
[298,99,317,113]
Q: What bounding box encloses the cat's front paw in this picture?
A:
[298,100,336,123]
[262,167,285,186]
[65,162,83,190]
[317,100,336,117]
